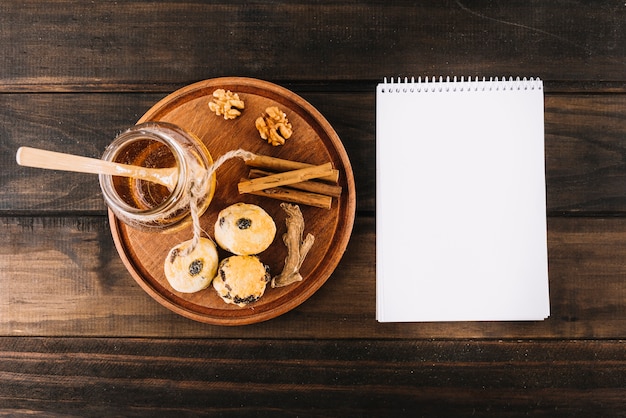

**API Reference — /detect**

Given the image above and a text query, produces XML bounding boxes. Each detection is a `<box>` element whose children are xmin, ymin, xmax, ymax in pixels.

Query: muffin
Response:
<box><xmin>214</xmin><ymin>203</ymin><xmax>276</xmax><ymax>255</ymax></box>
<box><xmin>164</xmin><ymin>237</ymin><xmax>219</xmax><ymax>293</ymax></box>
<box><xmin>212</xmin><ymin>255</ymin><xmax>271</xmax><ymax>307</ymax></box>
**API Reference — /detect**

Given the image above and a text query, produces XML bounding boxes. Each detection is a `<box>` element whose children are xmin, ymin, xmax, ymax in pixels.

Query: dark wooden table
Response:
<box><xmin>1</xmin><ymin>1</ymin><xmax>625</xmax><ymax>416</ymax></box>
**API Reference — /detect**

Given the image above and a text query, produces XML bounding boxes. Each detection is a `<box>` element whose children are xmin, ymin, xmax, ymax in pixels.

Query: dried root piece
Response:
<box><xmin>255</xmin><ymin>106</ymin><xmax>293</xmax><ymax>146</ymax></box>
<box><xmin>208</xmin><ymin>89</ymin><xmax>245</xmax><ymax>119</ymax></box>
<box><xmin>271</xmin><ymin>203</ymin><xmax>315</xmax><ymax>288</ymax></box>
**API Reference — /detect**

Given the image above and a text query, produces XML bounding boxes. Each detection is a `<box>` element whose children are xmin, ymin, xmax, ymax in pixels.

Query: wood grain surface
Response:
<box><xmin>1</xmin><ymin>337</ymin><xmax>624</xmax><ymax>417</ymax></box>
<box><xmin>1</xmin><ymin>0</ymin><xmax>625</xmax><ymax>415</ymax></box>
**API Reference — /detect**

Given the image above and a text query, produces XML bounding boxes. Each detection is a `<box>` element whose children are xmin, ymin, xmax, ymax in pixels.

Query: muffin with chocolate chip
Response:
<box><xmin>214</xmin><ymin>203</ymin><xmax>276</xmax><ymax>255</ymax></box>
<box><xmin>212</xmin><ymin>255</ymin><xmax>271</xmax><ymax>307</ymax></box>
<box><xmin>164</xmin><ymin>237</ymin><xmax>219</xmax><ymax>293</ymax></box>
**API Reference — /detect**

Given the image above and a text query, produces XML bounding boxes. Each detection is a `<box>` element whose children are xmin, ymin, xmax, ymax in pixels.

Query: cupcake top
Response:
<box><xmin>214</xmin><ymin>202</ymin><xmax>276</xmax><ymax>255</ymax></box>
<box><xmin>212</xmin><ymin>255</ymin><xmax>271</xmax><ymax>307</ymax></box>
<box><xmin>163</xmin><ymin>237</ymin><xmax>219</xmax><ymax>293</ymax></box>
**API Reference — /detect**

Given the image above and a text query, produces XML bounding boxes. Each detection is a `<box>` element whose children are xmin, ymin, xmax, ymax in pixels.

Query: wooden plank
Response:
<box><xmin>1</xmin><ymin>1</ymin><xmax>625</xmax><ymax>91</ymax></box>
<box><xmin>3</xmin><ymin>92</ymin><xmax>626</xmax><ymax>215</ymax></box>
<box><xmin>0</xmin><ymin>91</ymin><xmax>374</xmax><ymax>213</ymax></box>
<box><xmin>545</xmin><ymin>94</ymin><xmax>626</xmax><ymax>213</ymax></box>
<box><xmin>0</xmin><ymin>337</ymin><xmax>624</xmax><ymax>416</ymax></box>
<box><xmin>2</xmin><ymin>215</ymin><xmax>626</xmax><ymax>339</ymax></box>
<box><xmin>0</xmin><ymin>93</ymin><xmax>159</xmax><ymax>213</ymax></box>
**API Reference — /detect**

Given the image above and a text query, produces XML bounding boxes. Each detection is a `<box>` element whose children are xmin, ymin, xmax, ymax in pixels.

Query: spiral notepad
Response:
<box><xmin>376</xmin><ymin>77</ymin><xmax>550</xmax><ymax>322</ymax></box>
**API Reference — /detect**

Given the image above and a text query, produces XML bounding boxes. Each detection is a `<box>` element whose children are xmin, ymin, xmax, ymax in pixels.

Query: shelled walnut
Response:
<box><xmin>208</xmin><ymin>89</ymin><xmax>245</xmax><ymax>119</ymax></box>
<box><xmin>255</xmin><ymin>106</ymin><xmax>293</xmax><ymax>146</ymax></box>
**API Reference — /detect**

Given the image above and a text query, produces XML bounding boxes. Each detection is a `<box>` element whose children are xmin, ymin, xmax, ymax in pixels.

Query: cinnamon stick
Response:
<box><xmin>246</xmin><ymin>154</ymin><xmax>339</xmax><ymax>183</ymax></box>
<box><xmin>238</xmin><ymin>163</ymin><xmax>335</xmax><ymax>194</ymax></box>
<box><xmin>243</xmin><ymin>184</ymin><xmax>333</xmax><ymax>209</ymax></box>
<box><xmin>248</xmin><ymin>168</ymin><xmax>342</xmax><ymax>198</ymax></box>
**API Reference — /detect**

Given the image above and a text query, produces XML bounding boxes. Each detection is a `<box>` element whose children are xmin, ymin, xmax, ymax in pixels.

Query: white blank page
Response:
<box><xmin>376</xmin><ymin>78</ymin><xmax>550</xmax><ymax>322</ymax></box>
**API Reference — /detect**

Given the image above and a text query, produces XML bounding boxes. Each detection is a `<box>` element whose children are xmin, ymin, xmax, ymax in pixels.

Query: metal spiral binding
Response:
<box><xmin>379</xmin><ymin>76</ymin><xmax>542</xmax><ymax>93</ymax></box>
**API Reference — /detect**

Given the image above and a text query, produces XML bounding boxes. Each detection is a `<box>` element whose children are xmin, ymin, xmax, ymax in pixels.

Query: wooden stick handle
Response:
<box><xmin>15</xmin><ymin>146</ymin><xmax>178</xmax><ymax>188</ymax></box>
<box><xmin>17</xmin><ymin>146</ymin><xmax>124</xmax><ymax>176</ymax></box>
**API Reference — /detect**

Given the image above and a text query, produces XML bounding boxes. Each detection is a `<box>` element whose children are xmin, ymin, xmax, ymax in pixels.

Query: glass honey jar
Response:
<box><xmin>99</xmin><ymin>122</ymin><xmax>215</xmax><ymax>231</ymax></box>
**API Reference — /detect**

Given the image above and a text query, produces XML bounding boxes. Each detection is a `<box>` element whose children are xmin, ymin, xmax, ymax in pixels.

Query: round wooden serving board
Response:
<box><xmin>108</xmin><ymin>77</ymin><xmax>356</xmax><ymax>325</ymax></box>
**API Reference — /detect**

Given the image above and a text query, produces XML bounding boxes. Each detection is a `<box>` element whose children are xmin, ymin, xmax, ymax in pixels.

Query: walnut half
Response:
<box><xmin>255</xmin><ymin>106</ymin><xmax>293</xmax><ymax>146</ymax></box>
<box><xmin>208</xmin><ymin>89</ymin><xmax>245</xmax><ymax>120</ymax></box>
